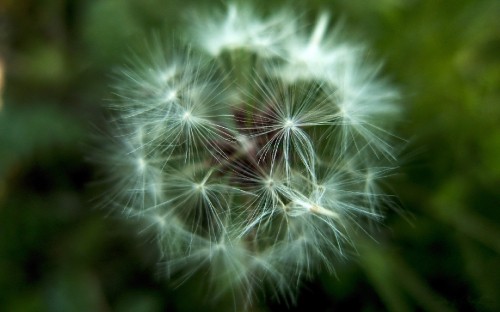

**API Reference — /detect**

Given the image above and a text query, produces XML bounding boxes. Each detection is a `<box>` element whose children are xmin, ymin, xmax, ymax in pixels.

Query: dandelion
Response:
<box><xmin>99</xmin><ymin>2</ymin><xmax>402</xmax><ymax>308</ymax></box>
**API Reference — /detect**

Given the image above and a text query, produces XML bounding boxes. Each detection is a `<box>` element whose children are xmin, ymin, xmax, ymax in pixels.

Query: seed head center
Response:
<box><xmin>284</xmin><ymin>118</ymin><xmax>296</xmax><ymax>129</ymax></box>
<box><xmin>182</xmin><ymin>111</ymin><xmax>192</xmax><ymax>120</ymax></box>
<box><xmin>137</xmin><ymin>157</ymin><xmax>146</xmax><ymax>172</ymax></box>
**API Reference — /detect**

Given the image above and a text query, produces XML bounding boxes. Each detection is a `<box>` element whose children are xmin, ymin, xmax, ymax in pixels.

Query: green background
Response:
<box><xmin>0</xmin><ymin>0</ymin><xmax>499</xmax><ymax>311</ymax></box>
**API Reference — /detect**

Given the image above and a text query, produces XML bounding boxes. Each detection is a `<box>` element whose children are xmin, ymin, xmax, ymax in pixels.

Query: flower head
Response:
<box><xmin>100</xmin><ymin>2</ymin><xmax>402</xmax><ymax>308</ymax></box>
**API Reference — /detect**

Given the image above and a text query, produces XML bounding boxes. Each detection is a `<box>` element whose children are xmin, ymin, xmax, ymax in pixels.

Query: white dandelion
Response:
<box><xmin>99</xmin><ymin>2</ymin><xmax>403</xmax><ymax>308</ymax></box>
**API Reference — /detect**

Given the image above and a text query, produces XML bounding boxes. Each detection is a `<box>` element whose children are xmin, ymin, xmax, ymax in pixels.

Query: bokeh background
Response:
<box><xmin>0</xmin><ymin>0</ymin><xmax>499</xmax><ymax>311</ymax></box>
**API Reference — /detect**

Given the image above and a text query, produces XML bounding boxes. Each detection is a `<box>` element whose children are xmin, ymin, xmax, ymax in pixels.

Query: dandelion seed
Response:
<box><xmin>270</xmin><ymin>13</ymin><xmax>358</xmax><ymax>83</ymax></box>
<box><xmin>189</xmin><ymin>3</ymin><xmax>294</xmax><ymax>57</ymax></box>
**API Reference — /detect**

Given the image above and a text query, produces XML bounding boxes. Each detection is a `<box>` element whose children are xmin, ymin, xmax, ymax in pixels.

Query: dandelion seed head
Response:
<box><xmin>99</xmin><ymin>2</ymin><xmax>403</xmax><ymax>308</ymax></box>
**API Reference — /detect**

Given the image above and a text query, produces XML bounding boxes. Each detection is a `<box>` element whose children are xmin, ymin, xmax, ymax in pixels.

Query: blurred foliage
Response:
<box><xmin>0</xmin><ymin>0</ymin><xmax>499</xmax><ymax>311</ymax></box>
